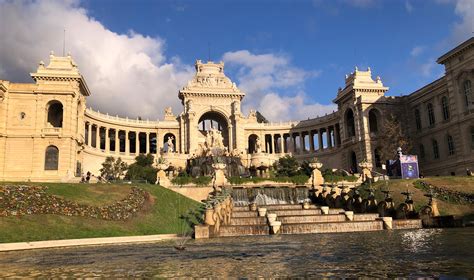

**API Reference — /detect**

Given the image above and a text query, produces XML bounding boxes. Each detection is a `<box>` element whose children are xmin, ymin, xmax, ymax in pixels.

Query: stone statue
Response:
<box><xmin>166</xmin><ymin>136</ymin><xmax>174</xmax><ymax>153</ymax></box>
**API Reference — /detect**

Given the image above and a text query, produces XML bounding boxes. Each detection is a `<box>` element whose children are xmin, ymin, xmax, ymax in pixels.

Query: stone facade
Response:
<box><xmin>0</xmin><ymin>38</ymin><xmax>473</xmax><ymax>182</ymax></box>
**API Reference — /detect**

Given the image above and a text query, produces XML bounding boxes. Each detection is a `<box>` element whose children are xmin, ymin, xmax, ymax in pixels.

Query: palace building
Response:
<box><xmin>0</xmin><ymin>37</ymin><xmax>472</xmax><ymax>182</ymax></box>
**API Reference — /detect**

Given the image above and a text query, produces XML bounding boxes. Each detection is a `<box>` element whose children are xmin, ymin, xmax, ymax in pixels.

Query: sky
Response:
<box><xmin>0</xmin><ymin>0</ymin><xmax>473</xmax><ymax>121</ymax></box>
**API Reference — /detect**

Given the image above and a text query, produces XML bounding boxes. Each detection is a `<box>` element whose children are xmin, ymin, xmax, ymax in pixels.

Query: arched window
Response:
<box><xmin>345</xmin><ymin>109</ymin><xmax>355</xmax><ymax>138</ymax></box>
<box><xmin>368</xmin><ymin>109</ymin><xmax>378</xmax><ymax>133</ymax></box>
<box><xmin>419</xmin><ymin>144</ymin><xmax>425</xmax><ymax>159</ymax></box>
<box><xmin>47</xmin><ymin>101</ymin><xmax>63</xmax><ymax>128</ymax></box>
<box><xmin>45</xmin><ymin>145</ymin><xmax>59</xmax><ymax>170</ymax></box>
<box><xmin>441</xmin><ymin>96</ymin><xmax>450</xmax><ymax>121</ymax></box>
<box><xmin>432</xmin><ymin>139</ymin><xmax>439</xmax><ymax>159</ymax></box>
<box><xmin>463</xmin><ymin>80</ymin><xmax>471</xmax><ymax>108</ymax></box>
<box><xmin>350</xmin><ymin>151</ymin><xmax>357</xmax><ymax>173</ymax></box>
<box><xmin>427</xmin><ymin>103</ymin><xmax>435</xmax><ymax>127</ymax></box>
<box><xmin>447</xmin><ymin>134</ymin><xmax>455</xmax><ymax>155</ymax></box>
<box><xmin>414</xmin><ymin>109</ymin><xmax>422</xmax><ymax>131</ymax></box>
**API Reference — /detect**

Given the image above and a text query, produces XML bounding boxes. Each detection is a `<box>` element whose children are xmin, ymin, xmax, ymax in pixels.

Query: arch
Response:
<box><xmin>163</xmin><ymin>133</ymin><xmax>176</xmax><ymax>153</ymax></box>
<box><xmin>45</xmin><ymin>145</ymin><xmax>59</xmax><ymax>170</ymax></box>
<box><xmin>441</xmin><ymin>96</ymin><xmax>450</xmax><ymax>120</ymax></box>
<box><xmin>368</xmin><ymin>109</ymin><xmax>379</xmax><ymax>133</ymax></box>
<box><xmin>350</xmin><ymin>151</ymin><xmax>357</xmax><ymax>173</ymax></box>
<box><xmin>463</xmin><ymin>80</ymin><xmax>471</xmax><ymax>107</ymax></box>
<box><xmin>198</xmin><ymin>111</ymin><xmax>229</xmax><ymax>148</ymax></box>
<box><xmin>46</xmin><ymin>100</ymin><xmax>63</xmax><ymax>128</ymax></box>
<box><xmin>345</xmin><ymin>108</ymin><xmax>355</xmax><ymax>138</ymax></box>
<box><xmin>248</xmin><ymin>134</ymin><xmax>258</xmax><ymax>154</ymax></box>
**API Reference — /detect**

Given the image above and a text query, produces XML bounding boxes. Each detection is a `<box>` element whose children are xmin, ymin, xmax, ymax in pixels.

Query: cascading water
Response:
<box><xmin>231</xmin><ymin>187</ymin><xmax>309</xmax><ymax>206</ymax></box>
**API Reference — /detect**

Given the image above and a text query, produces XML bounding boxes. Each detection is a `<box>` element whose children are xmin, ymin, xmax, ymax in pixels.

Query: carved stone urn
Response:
<box><xmin>212</xmin><ymin>162</ymin><xmax>228</xmax><ymax>187</ymax></box>
<box><xmin>308</xmin><ymin>160</ymin><xmax>324</xmax><ymax>186</ymax></box>
<box><xmin>155</xmin><ymin>163</ymin><xmax>171</xmax><ymax>187</ymax></box>
<box><xmin>204</xmin><ymin>207</ymin><xmax>215</xmax><ymax>226</ymax></box>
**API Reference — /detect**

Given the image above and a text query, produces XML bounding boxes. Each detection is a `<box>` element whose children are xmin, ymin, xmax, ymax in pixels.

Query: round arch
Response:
<box><xmin>368</xmin><ymin>108</ymin><xmax>381</xmax><ymax>134</ymax></box>
<box><xmin>163</xmin><ymin>132</ymin><xmax>176</xmax><ymax>153</ymax></box>
<box><xmin>248</xmin><ymin>134</ymin><xmax>258</xmax><ymax>154</ymax></box>
<box><xmin>198</xmin><ymin>110</ymin><xmax>230</xmax><ymax>148</ymax></box>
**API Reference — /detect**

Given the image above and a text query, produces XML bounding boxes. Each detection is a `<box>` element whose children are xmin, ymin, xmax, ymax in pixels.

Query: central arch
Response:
<box><xmin>198</xmin><ymin>111</ymin><xmax>230</xmax><ymax>148</ymax></box>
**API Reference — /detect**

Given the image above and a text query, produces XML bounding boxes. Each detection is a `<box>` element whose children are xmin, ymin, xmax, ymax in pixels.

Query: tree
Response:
<box><xmin>274</xmin><ymin>155</ymin><xmax>301</xmax><ymax>177</ymax></box>
<box><xmin>376</xmin><ymin>113</ymin><xmax>412</xmax><ymax>163</ymax></box>
<box><xmin>99</xmin><ymin>156</ymin><xmax>128</xmax><ymax>181</ymax></box>
<box><xmin>125</xmin><ymin>154</ymin><xmax>157</xmax><ymax>183</ymax></box>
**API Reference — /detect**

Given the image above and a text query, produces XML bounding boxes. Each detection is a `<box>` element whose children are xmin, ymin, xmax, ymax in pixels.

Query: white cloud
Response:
<box><xmin>452</xmin><ymin>0</ymin><xmax>474</xmax><ymax>44</ymax></box>
<box><xmin>0</xmin><ymin>0</ymin><xmax>194</xmax><ymax>120</ymax></box>
<box><xmin>405</xmin><ymin>0</ymin><xmax>413</xmax><ymax>13</ymax></box>
<box><xmin>410</xmin><ymin>46</ymin><xmax>425</xmax><ymax>57</ymax></box>
<box><xmin>222</xmin><ymin>50</ymin><xmax>334</xmax><ymax>121</ymax></box>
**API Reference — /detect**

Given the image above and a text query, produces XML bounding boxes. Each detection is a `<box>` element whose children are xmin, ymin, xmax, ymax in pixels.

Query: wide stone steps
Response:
<box><xmin>230</xmin><ymin>217</ymin><xmax>267</xmax><ymax>226</ymax></box>
<box><xmin>280</xmin><ymin>220</ymin><xmax>384</xmax><ymax>234</ymax></box>
<box><xmin>218</xmin><ymin>225</ymin><xmax>270</xmax><ymax>237</ymax></box>
<box><xmin>278</xmin><ymin>214</ymin><xmax>346</xmax><ymax>224</ymax></box>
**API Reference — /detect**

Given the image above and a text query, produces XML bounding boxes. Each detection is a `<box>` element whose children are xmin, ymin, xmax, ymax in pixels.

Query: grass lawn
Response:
<box><xmin>367</xmin><ymin>176</ymin><xmax>474</xmax><ymax>218</ymax></box>
<box><xmin>0</xmin><ymin>183</ymin><xmax>201</xmax><ymax>243</ymax></box>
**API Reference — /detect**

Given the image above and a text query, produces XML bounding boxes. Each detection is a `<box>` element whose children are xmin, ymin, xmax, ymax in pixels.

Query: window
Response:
<box><xmin>447</xmin><ymin>135</ymin><xmax>455</xmax><ymax>155</ymax></box>
<box><xmin>432</xmin><ymin>139</ymin><xmax>439</xmax><ymax>159</ymax></box>
<box><xmin>47</xmin><ymin>101</ymin><xmax>63</xmax><ymax>128</ymax></box>
<box><xmin>44</xmin><ymin>145</ymin><xmax>59</xmax><ymax>170</ymax></box>
<box><xmin>441</xmin><ymin>96</ymin><xmax>450</xmax><ymax>121</ymax></box>
<box><xmin>345</xmin><ymin>109</ymin><xmax>355</xmax><ymax>138</ymax></box>
<box><xmin>419</xmin><ymin>144</ymin><xmax>425</xmax><ymax>159</ymax></box>
<box><xmin>463</xmin><ymin>80</ymin><xmax>471</xmax><ymax>108</ymax></box>
<box><xmin>374</xmin><ymin>149</ymin><xmax>382</xmax><ymax>167</ymax></box>
<box><xmin>415</xmin><ymin>109</ymin><xmax>421</xmax><ymax>131</ymax></box>
<box><xmin>427</xmin><ymin>103</ymin><xmax>435</xmax><ymax>127</ymax></box>
<box><xmin>369</xmin><ymin>109</ymin><xmax>378</xmax><ymax>133</ymax></box>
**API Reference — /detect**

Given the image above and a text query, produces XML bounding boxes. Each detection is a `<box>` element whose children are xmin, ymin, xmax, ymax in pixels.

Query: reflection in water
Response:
<box><xmin>0</xmin><ymin>228</ymin><xmax>473</xmax><ymax>278</ymax></box>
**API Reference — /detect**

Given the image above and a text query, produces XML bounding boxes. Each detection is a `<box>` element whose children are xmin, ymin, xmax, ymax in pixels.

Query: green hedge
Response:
<box><xmin>171</xmin><ymin>176</ymin><xmax>212</xmax><ymax>186</ymax></box>
<box><xmin>228</xmin><ymin>175</ymin><xmax>309</xmax><ymax>185</ymax></box>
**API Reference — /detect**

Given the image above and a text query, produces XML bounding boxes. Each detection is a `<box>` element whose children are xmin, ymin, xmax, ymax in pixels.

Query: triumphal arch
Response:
<box><xmin>0</xmin><ymin>37</ymin><xmax>473</xmax><ymax>181</ymax></box>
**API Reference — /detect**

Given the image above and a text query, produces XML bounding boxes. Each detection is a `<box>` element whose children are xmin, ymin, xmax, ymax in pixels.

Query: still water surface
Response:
<box><xmin>0</xmin><ymin>228</ymin><xmax>473</xmax><ymax>278</ymax></box>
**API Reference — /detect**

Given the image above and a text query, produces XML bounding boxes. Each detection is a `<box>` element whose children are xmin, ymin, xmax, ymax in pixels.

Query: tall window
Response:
<box><xmin>415</xmin><ymin>109</ymin><xmax>422</xmax><ymax>131</ymax></box>
<box><xmin>441</xmin><ymin>96</ymin><xmax>450</xmax><ymax>121</ymax></box>
<box><xmin>463</xmin><ymin>80</ymin><xmax>471</xmax><ymax>108</ymax></box>
<box><xmin>447</xmin><ymin>134</ymin><xmax>455</xmax><ymax>155</ymax></box>
<box><xmin>345</xmin><ymin>109</ymin><xmax>355</xmax><ymax>138</ymax></box>
<box><xmin>432</xmin><ymin>139</ymin><xmax>439</xmax><ymax>159</ymax></box>
<box><xmin>368</xmin><ymin>109</ymin><xmax>378</xmax><ymax>133</ymax></box>
<box><xmin>47</xmin><ymin>101</ymin><xmax>63</xmax><ymax>128</ymax></box>
<box><xmin>45</xmin><ymin>145</ymin><xmax>59</xmax><ymax>170</ymax></box>
<box><xmin>427</xmin><ymin>103</ymin><xmax>435</xmax><ymax>127</ymax></box>
<box><xmin>419</xmin><ymin>144</ymin><xmax>425</xmax><ymax>159</ymax></box>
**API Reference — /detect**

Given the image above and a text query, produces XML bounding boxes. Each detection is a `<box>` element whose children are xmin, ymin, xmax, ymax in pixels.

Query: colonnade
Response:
<box><xmin>259</xmin><ymin>124</ymin><xmax>342</xmax><ymax>155</ymax></box>
<box><xmin>84</xmin><ymin>122</ymin><xmax>175</xmax><ymax>156</ymax></box>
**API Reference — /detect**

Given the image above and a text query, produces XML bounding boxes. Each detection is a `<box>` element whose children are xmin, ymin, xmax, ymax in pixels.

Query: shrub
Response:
<box><xmin>274</xmin><ymin>155</ymin><xmax>302</xmax><ymax>177</ymax></box>
<box><xmin>125</xmin><ymin>154</ymin><xmax>157</xmax><ymax>184</ymax></box>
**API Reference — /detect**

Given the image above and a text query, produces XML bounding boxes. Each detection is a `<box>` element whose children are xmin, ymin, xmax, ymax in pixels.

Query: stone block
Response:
<box><xmin>194</xmin><ymin>225</ymin><xmax>210</xmax><ymax>239</ymax></box>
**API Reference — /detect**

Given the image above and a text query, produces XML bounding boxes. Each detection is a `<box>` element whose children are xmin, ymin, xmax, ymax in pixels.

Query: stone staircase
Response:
<box><xmin>209</xmin><ymin>203</ymin><xmax>420</xmax><ymax>238</ymax></box>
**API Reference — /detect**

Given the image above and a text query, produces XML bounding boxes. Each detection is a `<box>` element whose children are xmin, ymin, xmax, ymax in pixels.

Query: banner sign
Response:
<box><xmin>399</xmin><ymin>155</ymin><xmax>419</xmax><ymax>179</ymax></box>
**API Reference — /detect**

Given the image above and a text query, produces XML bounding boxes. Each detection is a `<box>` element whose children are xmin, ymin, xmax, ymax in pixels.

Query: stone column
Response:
<box><xmin>115</xmin><ymin>130</ymin><xmax>119</xmax><ymax>154</ymax></box>
<box><xmin>319</xmin><ymin>130</ymin><xmax>323</xmax><ymax>150</ymax></box>
<box><xmin>327</xmin><ymin>127</ymin><xmax>332</xmax><ymax>148</ymax></box>
<box><xmin>87</xmin><ymin>123</ymin><xmax>92</xmax><ymax>146</ymax></box>
<box><xmin>299</xmin><ymin>132</ymin><xmax>305</xmax><ymax>153</ymax></box>
<box><xmin>105</xmin><ymin>128</ymin><xmax>110</xmax><ymax>153</ymax></box>
<box><xmin>125</xmin><ymin>130</ymin><xmax>130</xmax><ymax>156</ymax></box>
<box><xmin>269</xmin><ymin>134</ymin><xmax>273</xmax><ymax>154</ymax></box>
<box><xmin>146</xmin><ymin>132</ymin><xmax>150</xmax><ymax>154</ymax></box>
<box><xmin>280</xmin><ymin>134</ymin><xmax>284</xmax><ymax>154</ymax></box>
<box><xmin>135</xmin><ymin>132</ymin><xmax>140</xmax><ymax>155</ymax></box>
<box><xmin>96</xmin><ymin>126</ymin><xmax>100</xmax><ymax>149</ymax></box>
<box><xmin>309</xmin><ymin>131</ymin><xmax>315</xmax><ymax>152</ymax></box>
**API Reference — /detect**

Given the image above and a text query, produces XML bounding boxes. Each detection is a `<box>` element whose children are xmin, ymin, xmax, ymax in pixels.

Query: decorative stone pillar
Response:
<box><xmin>327</xmin><ymin>127</ymin><xmax>332</xmax><ymax>148</ymax></box>
<box><xmin>95</xmin><ymin>125</ymin><xmax>100</xmax><ymax>149</ymax></box>
<box><xmin>135</xmin><ymin>132</ymin><xmax>140</xmax><ymax>155</ymax></box>
<box><xmin>87</xmin><ymin>123</ymin><xmax>92</xmax><ymax>146</ymax></box>
<box><xmin>115</xmin><ymin>130</ymin><xmax>119</xmax><ymax>154</ymax></box>
<box><xmin>125</xmin><ymin>131</ymin><xmax>130</xmax><ymax>156</ymax></box>
<box><xmin>105</xmin><ymin>128</ymin><xmax>110</xmax><ymax>152</ymax></box>
<box><xmin>309</xmin><ymin>132</ymin><xmax>315</xmax><ymax>152</ymax></box>
<box><xmin>269</xmin><ymin>134</ymin><xmax>273</xmax><ymax>154</ymax></box>
<box><xmin>146</xmin><ymin>132</ymin><xmax>150</xmax><ymax>154</ymax></box>
<box><xmin>228</xmin><ymin>124</ymin><xmax>233</xmax><ymax>151</ymax></box>
<box><xmin>280</xmin><ymin>134</ymin><xmax>284</xmax><ymax>154</ymax></box>
<box><xmin>318</xmin><ymin>130</ymin><xmax>323</xmax><ymax>150</ymax></box>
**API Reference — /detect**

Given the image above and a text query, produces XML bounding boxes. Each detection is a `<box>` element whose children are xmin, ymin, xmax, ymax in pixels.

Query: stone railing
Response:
<box><xmin>85</xmin><ymin>108</ymin><xmax>163</xmax><ymax>125</ymax></box>
<box><xmin>0</xmin><ymin>185</ymin><xmax>149</xmax><ymax>220</ymax></box>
